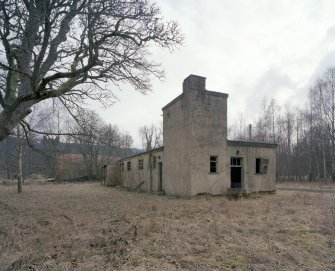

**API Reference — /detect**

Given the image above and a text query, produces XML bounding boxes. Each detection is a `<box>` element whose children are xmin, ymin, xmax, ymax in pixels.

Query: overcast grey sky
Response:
<box><xmin>95</xmin><ymin>0</ymin><xmax>335</xmax><ymax>148</ymax></box>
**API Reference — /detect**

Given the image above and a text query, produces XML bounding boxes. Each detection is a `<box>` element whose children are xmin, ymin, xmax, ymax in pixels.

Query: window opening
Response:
<box><xmin>231</xmin><ymin>157</ymin><xmax>243</xmax><ymax>188</ymax></box>
<box><xmin>231</xmin><ymin>157</ymin><xmax>241</xmax><ymax>166</ymax></box>
<box><xmin>256</xmin><ymin>158</ymin><xmax>260</xmax><ymax>173</ymax></box>
<box><xmin>153</xmin><ymin>156</ymin><xmax>157</xmax><ymax>169</ymax></box>
<box><xmin>256</xmin><ymin>158</ymin><xmax>269</xmax><ymax>174</ymax></box>
<box><xmin>138</xmin><ymin>158</ymin><xmax>144</xmax><ymax>170</ymax></box>
<box><xmin>210</xmin><ymin>156</ymin><xmax>218</xmax><ymax>173</ymax></box>
<box><xmin>127</xmin><ymin>161</ymin><xmax>131</xmax><ymax>171</ymax></box>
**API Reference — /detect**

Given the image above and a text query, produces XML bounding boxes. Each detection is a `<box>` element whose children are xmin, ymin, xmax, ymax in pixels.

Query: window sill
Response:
<box><xmin>209</xmin><ymin>172</ymin><xmax>219</xmax><ymax>175</ymax></box>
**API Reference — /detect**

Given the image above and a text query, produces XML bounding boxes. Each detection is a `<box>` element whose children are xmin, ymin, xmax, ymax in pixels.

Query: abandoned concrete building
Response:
<box><xmin>105</xmin><ymin>75</ymin><xmax>277</xmax><ymax>196</ymax></box>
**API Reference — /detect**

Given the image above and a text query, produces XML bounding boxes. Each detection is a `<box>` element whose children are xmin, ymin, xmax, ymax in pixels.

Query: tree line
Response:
<box><xmin>229</xmin><ymin>67</ymin><xmax>335</xmax><ymax>182</ymax></box>
<box><xmin>0</xmin><ymin>0</ymin><xmax>181</xmax><ymax>192</ymax></box>
<box><xmin>0</xmin><ymin>98</ymin><xmax>163</xmax><ymax>187</ymax></box>
<box><xmin>0</xmin><ymin>106</ymin><xmax>132</xmax><ymax>181</ymax></box>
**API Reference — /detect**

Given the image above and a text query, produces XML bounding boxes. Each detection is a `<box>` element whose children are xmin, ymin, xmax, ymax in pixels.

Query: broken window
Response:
<box><xmin>256</xmin><ymin>158</ymin><xmax>269</xmax><ymax>174</ymax></box>
<box><xmin>127</xmin><ymin>161</ymin><xmax>131</xmax><ymax>171</ymax></box>
<box><xmin>210</xmin><ymin>156</ymin><xmax>218</xmax><ymax>173</ymax></box>
<box><xmin>138</xmin><ymin>158</ymin><xmax>144</xmax><ymax>170</ymax></box>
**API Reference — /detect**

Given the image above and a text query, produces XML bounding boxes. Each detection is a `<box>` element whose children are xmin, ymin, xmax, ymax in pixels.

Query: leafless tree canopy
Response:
<box><xmin>0</xmin><ymin>0</ymin><xmax>183</xmax><ymax>141</ymax></box>
<box><xmin>139</xmin><ymin>123</ymin><xmax>162</xmax><ymax>151</ymax></box>
<box><xmin>229</xmin><ymin>67</ymin><xmax>335</xmax><ymax>182</ymax></box>
<box><xmin>70</xmin><ymin>109</ymin><xmax>134</xmax><ymax>179</ymax></box>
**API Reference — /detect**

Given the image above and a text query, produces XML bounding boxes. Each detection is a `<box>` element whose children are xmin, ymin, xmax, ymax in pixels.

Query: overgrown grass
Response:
<box><xmin>0</xmin><ymin>182</ymin><xmax>335</xmax><ymax>270</ymax></box>
<box><xmin>277</xmin><ymin>180</ymin><xmax>335</xmax><ymax>190</ymax></box>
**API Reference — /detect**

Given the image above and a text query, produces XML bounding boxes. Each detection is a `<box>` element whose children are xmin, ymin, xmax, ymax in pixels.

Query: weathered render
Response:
<box><xmin>227</xmin><ymin>140</ymin><xmax>277</xmax><ymax>194</ymax></box>
<box><xmin>162</xmin><ymin>75</ymin><xmax>230</xmax><ymax>196</ymax></box>
<box><xmin>105</xmin><ymin>75</ymin><xmax>277</xmax><ymax>196</ymax></box>
<box><xmin>105</xmin><ymin>148</ymin><xmax>163</xmax><ymax>192</ymax></box>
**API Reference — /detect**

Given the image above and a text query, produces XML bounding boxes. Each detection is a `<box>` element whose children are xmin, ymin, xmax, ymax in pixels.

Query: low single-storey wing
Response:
<box><xmin>105</xmin><ymin>75</ymin><xmax>277</xmax><ymax>196</ymax></box>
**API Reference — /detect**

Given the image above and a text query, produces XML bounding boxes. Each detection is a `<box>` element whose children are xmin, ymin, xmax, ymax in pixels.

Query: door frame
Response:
<box><xmin>230</xmin><ymin>157</ymin><xmax>244</xmax><ymax>189</ymax></box>
<box><xmin>158</xmin><ymin>162</ymin><xmax>163</xmax><ymax>192</ymax></box>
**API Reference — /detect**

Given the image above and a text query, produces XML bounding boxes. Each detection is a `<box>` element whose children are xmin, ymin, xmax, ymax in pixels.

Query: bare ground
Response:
<box><xmin>0</xmin><ymin>182</ymin><xmax>335</xmax><ymax>271</ymax></box>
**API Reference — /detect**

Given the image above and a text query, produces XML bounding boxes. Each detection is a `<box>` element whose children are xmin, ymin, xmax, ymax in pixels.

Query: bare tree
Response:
<box><xmin>14</xmin><ymin>107</ymin><xmax>47</xmax><ymax>193</ymax></box>
<box><xmin>253</xmin><ymin>98</ymin><xmax>280</xmax><ymax>143</ymax></box>
<box><xmin>0</xmin><ymin>137</ymin><xmax>15</xmax><ymax>180</ymax></box>
<box><xmin>228</xmin><ymin>67</ymin><xmax>335</xmax><ymax>182</ymax></box>
<box><xmin>310</xmin><ymin>68</ymin><xmax>335</xmax><ymax>181</ymax></box>
<box><xmin>139</xmin><ymin>123</ymin><xmax>162</xmax><ymax>151</ymax></box>
<box><xmin>120</xmin><ymin>131</ymin><xmax>134</xmax><ymax>156</ymax></box>
<box><xmin>71</xmin><ymin>110</ymin><xmax>105</xmax><ymax>179</ymax></box>
<box><xmin>228</xmin><ymin>113</ymin><xmax>249</xmax><ymax>141</ymax></box>
<box><xmin>15</xmin><ymin>126</ymin><xmax>23</xmax><ymax>192</ymax></box>
<box><xmin>101</xmin><ymin>124</ymin><xmax>121</xmax><ymax>156</ymax></box>
<box><xmin>70</xmin><ymin>109</ymin><xmax>128</xmax><ymax>180</ymax></box>
<box><xmin>0</xmin><ymin>0</ymin><xmax>183</xmax><ymax>142</ymax></box>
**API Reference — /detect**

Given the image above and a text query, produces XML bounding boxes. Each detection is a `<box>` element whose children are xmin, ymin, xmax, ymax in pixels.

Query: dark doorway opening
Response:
<box><xmin>158</xmin><ymin>162</ymin><xmax>163</xmax><ymax>192</ymax></box>
<box><xmin>230</xmin><ymin>157</ymin><xmax>242</xmax><ymax>188</ymax></box>
<box><xmin>231</xmin><ymin>167</ymin><xmax>242</xmax><ymax>188</ymax></box>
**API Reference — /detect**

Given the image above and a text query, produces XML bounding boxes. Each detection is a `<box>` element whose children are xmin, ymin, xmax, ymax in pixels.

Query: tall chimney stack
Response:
<box><xmin>183</xmin><ymin>74</ymin><xmax>206</xmax><ymax>93</ymax></box>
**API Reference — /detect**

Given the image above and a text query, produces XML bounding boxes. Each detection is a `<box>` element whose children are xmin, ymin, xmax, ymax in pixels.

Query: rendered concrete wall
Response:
<box><xmin>228</xmin><ymin>143</ymin><xmax>276</xmax><ymax>193</ymax></box>
<box><xmin>163</xmin><ymin>75</ymin><xmax>230</xmax><ymax>196</ymax></box>
<box><xmin>162</xmin><ymin>95</ymin><xmax>191</xmax><ymax>196</ymax></box>
<box><xmin>119</xmin><ymin>149</ymin><xmax>163</xmax><ymax>192</ymax></box>
<box><xmin>106</xmin><ymin>74</ymin><xmax>277</xmax><ymax>197</ymax></box>
<box><xmin>188</xmin><ymin>85</ymin><xmax>230</xmax><ymax>196</ymax></box>
<box><xmin>105</xmin><ymin>163</ymin><xmax>120</xmax><ymax>186</ymax></box>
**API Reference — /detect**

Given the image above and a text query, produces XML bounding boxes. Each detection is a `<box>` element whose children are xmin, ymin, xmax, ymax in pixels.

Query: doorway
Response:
<box><xmin>231</xmin><ymin>157</ymin><xmax>243</xmax><ymax>188</ymax></box>
<box><xmin>158</xmin><ymin>162</ymin><xmax>163</xmax><ymax>192</ymax></box>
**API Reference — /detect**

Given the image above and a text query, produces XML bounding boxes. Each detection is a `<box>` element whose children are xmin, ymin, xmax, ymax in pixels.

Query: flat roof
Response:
<box><xmin>119</xmin><ymin>146</ymin><xmax>164</xmax><ymax>162</ymax></box>
<box><xmin>206</xmin><ymin>90</ymin><xmax>228</xmax><ymax>98</ymax></box>
<box><xmin>227</xmin><ymin>140</ymin><xmax>278</xmax><ymax>148</ymax></box>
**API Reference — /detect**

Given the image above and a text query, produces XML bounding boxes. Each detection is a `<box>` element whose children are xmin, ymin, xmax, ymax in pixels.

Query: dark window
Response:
<box><xmin>210</xmin><ymin>156</ymin><xmax>218</xmax><ymax>173</ymax></box>
<box><xmin>121</xmin><ymin>162</ymin><xmax>124</xmax><ymax>172</ymax></box>
<box><xmin>153</xmin><ymin>156</ymin><xmax>157</xmax><ymax>169</ymax></box>
<box><xmin>138</xmin><ymin>158</ymin><xmax>143</xmax><ymax>170</ymax></box>
<box><xmin>127</xmin><ymin>161</ymin><xmax>131</xmax><ymax>171</ymax></box>
<box><xmin>231</xmin><ymin>157</ymin><xmax>242</xmax><ymax>188</ymax></box>
<box><xmin>231</xmin><ymin>158</ymin><xmax>241</xmax><ymax>166</ymax></box>
<box><xmin>256</xmin><ymin>158</ymin><xmax>269</xmax><ymax>174</ymax></box>
<box><xmin>256</xmin><ymin>158</ymin><xmax>260</xmax><ymax>173</ymax></box>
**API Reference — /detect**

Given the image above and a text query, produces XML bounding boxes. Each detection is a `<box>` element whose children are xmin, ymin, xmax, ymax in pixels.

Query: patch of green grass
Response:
<box><xmin>220</xmin><ymin>254</ymin><xmax>248</xmax><ymax>270</ymax></box>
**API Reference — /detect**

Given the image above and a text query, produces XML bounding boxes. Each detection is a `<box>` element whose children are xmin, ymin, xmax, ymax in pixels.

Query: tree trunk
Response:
<box><xmin>17</xmin><ymin>149</ymin><xmax>23</xmax><ymax>193</ymax></box>
<box><xmin>0</xmin><ymin>102</ymin><xmax>33</xmax><ymax>142</ymax></box>
<box><xmin>6</xmin><ymin>166</ymin><xmax>11</xmax><ymax>179</ymax></box>
<box><xmin>322</xmin><ymin>138</ymin><xmax>327</xmax><ymax>180</ymax></box>
<box><xmin>16</xmin><ymin>126</ymin><xmax>23</xmax><ymax>193</ymax></box>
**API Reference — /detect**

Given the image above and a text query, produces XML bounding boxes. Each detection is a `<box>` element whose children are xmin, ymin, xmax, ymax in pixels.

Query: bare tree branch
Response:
<box><xmin>0</xmin><ymin>0</ymin><xmax>183</xmax><ymax>142</ymax></box>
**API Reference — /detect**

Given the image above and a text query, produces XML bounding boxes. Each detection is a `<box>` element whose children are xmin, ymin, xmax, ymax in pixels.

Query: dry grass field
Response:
<box><xmin>277</xmin><ymin>181</ymin><xmax>335</xmax><ymax>190</ymax></box>
<box><xmin>0</xmin><ymin>182</ymin><xmax>335</xmax><ymax>271</ymax></box>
